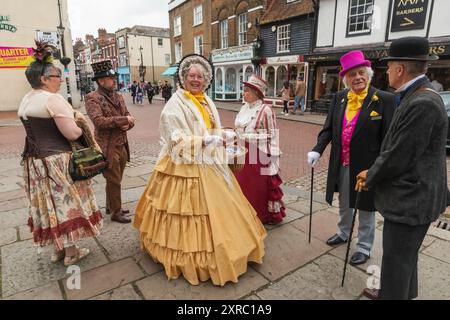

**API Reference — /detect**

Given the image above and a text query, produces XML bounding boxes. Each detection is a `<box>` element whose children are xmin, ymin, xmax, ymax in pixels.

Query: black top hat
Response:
<box><xmin>91</xmin><ymin>60</ymin><xmax>117</xmax><ymax>80</ymax></box>
<box><xmin>381</xmin><ymin>37</ymin><xmax>439</xmax><ymax>62</ymax></box>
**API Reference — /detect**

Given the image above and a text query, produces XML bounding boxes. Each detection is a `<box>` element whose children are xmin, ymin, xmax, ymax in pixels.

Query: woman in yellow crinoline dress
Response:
<box><xmin>133</xmin><ymin>54</ymin><xmax>266</xmax><ymax>286</ymax></box>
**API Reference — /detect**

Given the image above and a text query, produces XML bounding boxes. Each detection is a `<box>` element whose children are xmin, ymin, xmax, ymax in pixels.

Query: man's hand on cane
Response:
<box><xmin>356</xmin><ymin>170</ymin><xmax>370</xmax><ymax>192</ymax></box>
<box><xmin>307</xmin><ymin>151</ymin><xmax>321</xmax><ymax>168</ymax></box>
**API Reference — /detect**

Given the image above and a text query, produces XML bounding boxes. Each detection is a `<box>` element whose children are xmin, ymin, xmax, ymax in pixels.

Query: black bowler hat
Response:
<box><xmin>91</xmin><ymin>60</ymin><xmax>117</xmax><ymax>80</ymax></box>
<box><xmin>381</xmin><ymin>37</ymin><xmax>439</xmax><ymax>61</ymax></box>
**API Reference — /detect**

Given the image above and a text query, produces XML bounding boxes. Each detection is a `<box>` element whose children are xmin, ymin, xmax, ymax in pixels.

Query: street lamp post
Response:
<box><xmin>138</xmin><ymin>45</ymin><xmax>146</xmax><ymax>82</ymax></box>
<box><xmin>248</xmin><ymin>21</ymin><xmax>263</xmax><ymax>76</ymax></box>
<box><xmin>57</xmin><ymin>0</ymin><xmax>72</xmax><ymax>105</ymax></box>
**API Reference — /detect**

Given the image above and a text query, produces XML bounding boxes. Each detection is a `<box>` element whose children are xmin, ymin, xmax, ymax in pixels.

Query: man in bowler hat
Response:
<box><xmin>85</xmin><ymin>60</ymin><xmax>135</xmax><ymax>224</ymax></box>
<box><xmin>357</xmin><ymin>37</ymin><xmax>449</xmax><ymax>300</ymax></box>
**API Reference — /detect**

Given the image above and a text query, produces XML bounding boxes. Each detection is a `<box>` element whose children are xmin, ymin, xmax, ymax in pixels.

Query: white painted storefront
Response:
<box><xmin>0</xmin><ymin>0</ymin><xmax>79</xmax><ymax>111</ymax></box>
<box><xmin>212</xmin><ymin>44</ymin><xmax>255</xmax><ymax>101</ymax></box>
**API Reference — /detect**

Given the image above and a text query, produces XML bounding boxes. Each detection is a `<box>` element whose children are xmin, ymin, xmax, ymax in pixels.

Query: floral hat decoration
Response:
<box><xmin>32</xmin><ymin>40</ymin><xmax>56</xmax><ymax>65</ymax></box>
<box><xmin>177</xmin><ymin>54</ymin><xmax>214</xmax><ymax>91</ymax></box>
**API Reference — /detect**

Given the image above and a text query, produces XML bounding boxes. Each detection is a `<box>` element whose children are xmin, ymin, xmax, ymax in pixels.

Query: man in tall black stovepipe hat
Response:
<box><xmin>357</xmin><ymin>37</ymin><xmax>449</xmax><ymax>300</ymax></box>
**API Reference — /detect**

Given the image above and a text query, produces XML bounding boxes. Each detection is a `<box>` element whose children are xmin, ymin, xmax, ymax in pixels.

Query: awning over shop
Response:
<box><xmin>161</xmin><ymin>66</ymin><xmax>178</xmax><ymax>77</ymax></box>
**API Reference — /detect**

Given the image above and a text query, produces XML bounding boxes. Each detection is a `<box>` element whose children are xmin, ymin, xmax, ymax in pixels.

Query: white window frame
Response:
<box><xmin>220</xmin><ymin>19</ymin><xmax>229</xmax><ymax>49</ymax></box>
<box><xmin>118</xmin><ymin>36</ymin><xmax>125</xmax><ymax>49</ymax></box>
<box><xmin>277</xmin><ymin>24</ymin><xmax>291</xmax><ymax>53</ymax></box>
<box><xmin>165</xmin><ymin>54</ymin><xmax>171</xmax><ymax>66</ymax></box>
<box><xmin>347</xmin><ymin>0</ymin><xmax>374</xmax><ymax>35</ymax></box>
<box><xmin>158</xmin><ymin>38</ymin><xmax>163</xmax><ymax>46</ymax></box>
<box><xmin>174</xmin><ymin>16</ymin><xmax>182</xmax><ymax>36</ymax></box>
<box><xmin>175</xmin><ymin>42</ymin><xmax>183</xmax><ymax>62</ymax></box>
<box><xmin>194</xmin><ymin>35</ymin><xmax>203</xmax><ymax>55</ymax></box>
<box><xmin>119</xmin><ymin>53</ymin><xmax>127</xmax><ymax>67</ymax></box>
<box><xmin>238</xmin><ymin>13</ymin><xmax>248</xmax><ymax>46</ymax></box>
<box><xmin>193</xmin><ymin>5</ymin><xmax>203</xmax><ymax>26</ymax></box>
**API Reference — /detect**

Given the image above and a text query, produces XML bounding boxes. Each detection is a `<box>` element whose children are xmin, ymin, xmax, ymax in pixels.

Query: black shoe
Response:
<box><xmin>350</xmin><ymin>252</ymin><xmax>370</xmax><ymax>266</ymax></box>
<box><xmin>362</xmin><ymin>288</ymin><xmax>379</xmax><ymax>300</ymax></box>
<box><xmin>326</xmin><ymin>234</ymin><xmax>347</xmax><ymax>246</ymax></box>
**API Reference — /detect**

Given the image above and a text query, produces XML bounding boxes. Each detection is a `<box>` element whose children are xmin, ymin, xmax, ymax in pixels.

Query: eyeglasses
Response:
<box><xmin>47</xmin><ymin>75</ymin><xmax>62</xmax><ymax>79</ymax></box>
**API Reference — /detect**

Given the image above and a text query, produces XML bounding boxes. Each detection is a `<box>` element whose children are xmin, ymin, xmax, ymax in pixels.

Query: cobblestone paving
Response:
<box><xmin>285</xmin><ymin>168</ymin><xmax>329</xmax><ymax>193</ymax></box>
<box><xmin>1</xmin><ymin>97</ymin><xmax>449</xmax><ymax>300</ymax></box>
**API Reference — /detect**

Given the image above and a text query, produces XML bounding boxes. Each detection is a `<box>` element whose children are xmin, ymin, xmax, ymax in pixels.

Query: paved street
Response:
<box><xmin>0</xmin><ymin>93</ymin><xmax>449</xmax><ymax>300</ymax></box>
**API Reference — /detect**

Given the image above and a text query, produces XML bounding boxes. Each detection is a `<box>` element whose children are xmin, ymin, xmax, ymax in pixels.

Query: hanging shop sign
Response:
<box><xmin>0</xmin><ymin>15</ymin><xmax>17</xmax><ymax>33</ymax></box>
<box><xmin>266</xmin><ymin>55</ymin><xmax>303</xmax><ymax>65</ymax></box>
<box><xmin>36</xmin><ymin>31</ymin><xmax>60</xmax><ymax>49</ymax></box>
<box><xmin>0</xmin><ymin>46</ymin><xmax>34</xmax><ymax>69</ymax></box>
<box><xmin>391</xmin><ymin>0</ymin><xmax>429</xmax><ymax>32</ymax></box>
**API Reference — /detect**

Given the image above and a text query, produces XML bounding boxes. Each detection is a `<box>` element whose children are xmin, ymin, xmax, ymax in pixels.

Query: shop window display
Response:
<box><xmin>225</xmin><ymin>68</ymin><xmax>236</xmax><ymax>92</ymax></box>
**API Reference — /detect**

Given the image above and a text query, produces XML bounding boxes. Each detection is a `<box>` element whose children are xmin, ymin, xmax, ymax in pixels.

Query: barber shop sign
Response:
<box><xmin>0</xmin><ymin>15</ymin><xmax>17</xmax><ymax>33</ymax></box>
<box><xmin>391</xmin><ymin>0</ymin><xmax>430</xmax><ymax>32</ymax></box>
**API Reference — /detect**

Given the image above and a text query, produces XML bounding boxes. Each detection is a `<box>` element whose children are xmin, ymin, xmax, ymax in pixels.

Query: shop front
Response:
<box><xmin>211</xmin><ymin>45</ymin><xmax>256</xmax><ymax>101</ymax></box>
<box><xmin>261</xmin><ymin>55</ymin><xmax>309</xmax><ymax>107</ymax></box>
<box><xmin>307</xmin><ymin>42</ymin><xmax>450</xmax><ymax>105</ymax></box>
<box><xmin>425</xmin><ymin>43</ymin><xmax>450</xmax><ymax>91</ymax></box>
<box><xmin>118</xmin><ymin>66</ymin><xmax>131</xmax><ymax>91</ymax></box>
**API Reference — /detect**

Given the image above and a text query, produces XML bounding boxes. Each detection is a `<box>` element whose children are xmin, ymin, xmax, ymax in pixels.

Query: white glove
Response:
<box><xmin>223</xmin><ymin>130</ymin><xmax>237</xmax><ymax>141</ymax></box>
<box><xmin>307</xmin><ymin>151</ymin><xmax>321</xmax><ymax>168</ymax></box>
<box><xmin>203</xmin><ymin>135</ymin><xmax>224</xmax><ymax>147</ymax></box>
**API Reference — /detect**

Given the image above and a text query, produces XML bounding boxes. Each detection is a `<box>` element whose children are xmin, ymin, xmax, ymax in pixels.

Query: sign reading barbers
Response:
<box><xmin>391</xmin><ymin>0</ymin><xmax>429</xmax><ymax>32</ymax></box>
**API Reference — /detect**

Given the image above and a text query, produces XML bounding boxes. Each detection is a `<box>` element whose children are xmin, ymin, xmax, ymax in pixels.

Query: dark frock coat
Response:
<box><xmin>312</xmin><ymin>86</ymin><xmax>396</xmax><ymax>211</ymax></box>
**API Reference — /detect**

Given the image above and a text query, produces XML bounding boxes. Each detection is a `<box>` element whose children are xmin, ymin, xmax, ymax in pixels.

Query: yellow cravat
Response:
<box><xmin>346</xmin><ymin>88</ymin><xmax>368</xmax><ymax>122</ymax></box>
<box><xmin>184</xmin><ymin>91</ymin><xmax>212</xmax><ymax>129</ymax></box>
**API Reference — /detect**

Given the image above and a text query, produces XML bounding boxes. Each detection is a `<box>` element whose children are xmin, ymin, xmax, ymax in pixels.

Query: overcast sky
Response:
<box><xmin>68</xmin><ymin>0</ymin><xmax>170</xmax><ymax>41</ymax></box>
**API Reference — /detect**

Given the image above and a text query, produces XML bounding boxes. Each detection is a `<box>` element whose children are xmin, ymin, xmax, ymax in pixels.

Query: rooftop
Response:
<box><xmin>260</xmin><ymin>0</ymin><xmax>315</xmax><ymax>25</ymax></box>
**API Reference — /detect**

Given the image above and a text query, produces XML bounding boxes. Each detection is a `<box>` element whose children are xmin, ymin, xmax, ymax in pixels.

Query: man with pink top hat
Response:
<box><xmin>307</xmin><ymin>50</ymin><xmax>396</xmax><ymax>266</ymax></box>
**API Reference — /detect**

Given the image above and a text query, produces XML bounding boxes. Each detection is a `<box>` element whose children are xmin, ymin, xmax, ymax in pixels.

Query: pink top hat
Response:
<box><xmin>339</xmin><ymin>50</ymin><xmax>371</xmax><ymax>78</ymax></box>
<box><xmin>243</xmin><ymin>74</ymin><xmax>268</xmax><ymax>98</ymax></box>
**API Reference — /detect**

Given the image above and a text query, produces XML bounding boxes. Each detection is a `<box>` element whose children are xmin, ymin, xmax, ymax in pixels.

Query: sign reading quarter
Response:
<box><xmin>391</xmin><ymin>0</ymin><xmax>429</xmax><ymax>32</ymax></box>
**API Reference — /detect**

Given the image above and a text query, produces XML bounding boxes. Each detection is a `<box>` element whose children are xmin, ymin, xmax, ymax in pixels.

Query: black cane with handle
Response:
<box><xmin>341</xmin><ymin>189</ymin><xmax>362</xmax><ymax>287</ymax></box>
<box><xmin>309</xmin><ymin>167</ymin><xmax>314</xmax><ymax>244</ymax></box>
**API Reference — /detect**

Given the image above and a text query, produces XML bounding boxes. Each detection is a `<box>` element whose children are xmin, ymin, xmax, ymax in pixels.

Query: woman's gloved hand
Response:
<box><xmin>203</xmin><ymin>135</ymin><xmax>225</xmax><ymax>147</ymax></box>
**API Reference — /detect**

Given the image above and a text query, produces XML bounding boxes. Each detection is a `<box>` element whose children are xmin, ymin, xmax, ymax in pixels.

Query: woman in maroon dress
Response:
<box><xmin>234</xmin><ymin>75</ymin><xmax>286</xmax><ymax>225</ymax></box>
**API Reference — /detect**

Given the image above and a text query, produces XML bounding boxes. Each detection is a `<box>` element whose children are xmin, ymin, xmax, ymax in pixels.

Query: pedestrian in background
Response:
<box><xmin>162</xmin><ymin>81</ymin><xmax>172</xmax><ymax>103</ymax></box>
<box><xmin>130</xmin><ymin>81</ymin><xmax>138</xmax><ymax>104</ymax></box>
<box><xmin>146</xmin><ymin>82</ymin><xmax>154</xmax><ymax>104</ymax></box>
<box><xmin>136</xmin><ymin>83</ymin><xmax>144</xmax><ymax>105</ymax></box>
<box><xmin>308</xmin><ymin>50</ymin><xmax>396</xmax><ymax>266</ymax></box>
<box><xmin>280</xmin><ymin>81</ymin><xmax>291</xmax><ymax>116</ymax></box>
<box><xmin>292</xmin><ymin>75</ymin><xmax>306</xmax><ymax>115</ymax></box>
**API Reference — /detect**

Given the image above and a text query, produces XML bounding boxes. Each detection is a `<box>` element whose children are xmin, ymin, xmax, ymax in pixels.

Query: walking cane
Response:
<box><xmin>341</xmin><ymin>189</ymin><xmax>362</xmax><ymax>287</ymax></box>
<box><xmin>309</xmin><ymin>167</ymin><xmax>314</xmax><ymax>244</ymax></box>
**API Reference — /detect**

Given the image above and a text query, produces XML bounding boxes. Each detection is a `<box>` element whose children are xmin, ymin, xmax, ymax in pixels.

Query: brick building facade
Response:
<box><xmin>169</xmin><ymin>0</ymin><xmax>212</xmax><ymax>63</ymax></box>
